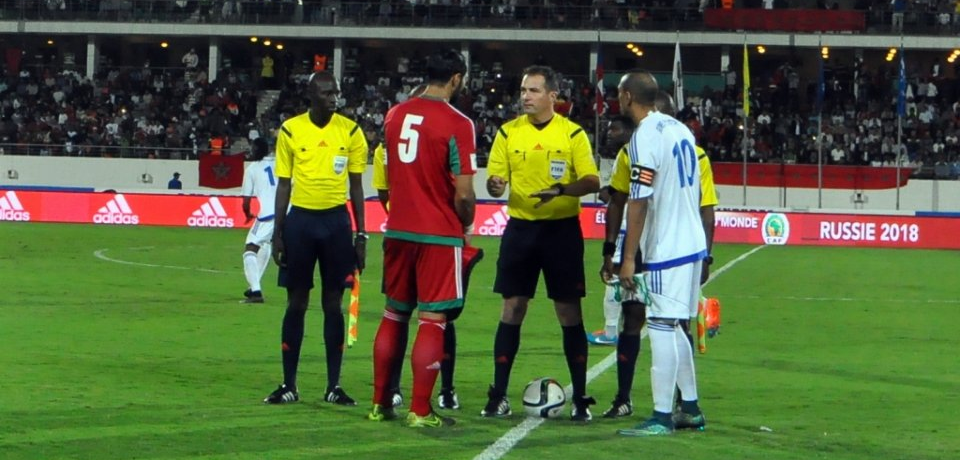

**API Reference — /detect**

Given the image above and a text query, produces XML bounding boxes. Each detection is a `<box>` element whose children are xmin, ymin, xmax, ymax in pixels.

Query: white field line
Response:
<box><xmin>473</xmin><ymin>244</ymin><xmax>767</xmax><ymax>460</ymax></box>
<box><xmin>728</xmin><ymin>294</ymin><xmax>960</xmax><ymax>304</ymax></box>
<box><xmin>93</xmin><ymin>248</ymin><xmax>229</xmax><ymax>274</ymax></box>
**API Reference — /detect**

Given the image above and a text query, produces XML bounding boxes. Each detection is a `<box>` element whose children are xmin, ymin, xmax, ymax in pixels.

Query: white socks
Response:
<box><xmin>648</xmin><ymin>321</ymin><xmax>679</xmax><ymax>414</ymax></box>
<box><xmin>675</xmin><ymin>324</ymin><xmax>699</xmax><ymax>403</ymax></box>
<box><xmin>257</xmin><ymin>242</ymin><xmax>272</xmax><ymax>279</ymax></box>
<box><xmin>243</xmin><ymin>250</ymin><xmax>261</xmax><ymax>292</ymax></box>
<box><xmin>603</xmin><ymin>284</ymin><xmax>621</xmax><ymax>337</ymax></box>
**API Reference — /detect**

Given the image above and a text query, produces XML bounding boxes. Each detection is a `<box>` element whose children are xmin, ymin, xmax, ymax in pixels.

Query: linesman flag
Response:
<box><xmin>673</xmin><ymin>40</ymin><xmax>684</xmax><ymax>110</ymax></box>
<box><xmin>347</xmin><ymin>270</ymin><xmax>360</xmax><ymax>347</ymax></box>
<box><xmin>742</xmin><ymin>43</ymin><xmax>750</xmax><ymax>117</ymax></box>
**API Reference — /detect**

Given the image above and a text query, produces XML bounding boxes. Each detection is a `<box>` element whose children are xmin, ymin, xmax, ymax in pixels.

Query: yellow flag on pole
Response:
<box><xmin>743</xmin><ymin>43</ymin><xmax>750</xmax><ymax>117</ymax></box>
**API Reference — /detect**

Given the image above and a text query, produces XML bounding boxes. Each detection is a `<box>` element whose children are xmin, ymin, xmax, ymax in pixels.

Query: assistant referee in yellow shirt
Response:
<box><xmin>263</xmin><ymin>72</ymin><xmax>367</xmax><ymax>407</ymax></box>
<box><xmin>481</xmin><ymin>65</ymin><xmax>601</xmax><ymax>421</ymax></box>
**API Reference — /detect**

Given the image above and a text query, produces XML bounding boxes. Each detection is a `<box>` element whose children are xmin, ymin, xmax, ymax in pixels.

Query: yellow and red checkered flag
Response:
<box><xmin>347</xmin><ymin>270</ymin><xmax>360</xmax><ymax>348</ymax></box>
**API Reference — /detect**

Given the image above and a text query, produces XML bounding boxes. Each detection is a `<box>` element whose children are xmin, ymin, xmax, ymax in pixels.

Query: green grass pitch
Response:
<box><xmin>0</xmin><ymin>222</ymin><xmax>957</xmax><ymax>459</ymax></box>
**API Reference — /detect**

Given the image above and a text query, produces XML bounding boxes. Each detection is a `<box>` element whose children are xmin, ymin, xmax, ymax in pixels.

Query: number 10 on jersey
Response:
<box><xmin>672</xmin><ymin>138</ymin><xmax>697</xmax><ymax>188</ymax></box>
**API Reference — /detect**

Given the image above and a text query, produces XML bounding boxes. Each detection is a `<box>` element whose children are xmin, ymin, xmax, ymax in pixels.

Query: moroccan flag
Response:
<box><xmin>199</xmin><ymin>153</ymin><xmax>244</xmax><ymax>189</ymax></box>
<box><xmin>742</xmin><ymin>43</ymin><xmax>750</xmax><ymax>117</ymax></box>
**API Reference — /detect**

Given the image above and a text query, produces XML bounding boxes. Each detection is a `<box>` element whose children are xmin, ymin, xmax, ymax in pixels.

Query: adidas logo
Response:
<box><xmin>478</xmin><ymin>206</ymin><xmax>510</xmax><ymax>236</ymax></box>
<box><xmin>0</xmin><ymin>191</ymin><xmax>31</xmax><ymax>221</ymax></box>
<box><xmin>318</xmin><ymin>140</ymin><xmax>328</xmax><ymax>147</ymax></box>
<box><xmin>93</xmin><ymin>194</ymin><xmax>139</xmax><ymax>225</ymax></box>
<box><xmin>187</xmin><ymin>197</ymin><xmax>234</xmax><ymax>227</ymax></box>
<box><xmin>533</xmin><ymin>143</ymin><xmax>544</xmax><ymax>150</ymax></box>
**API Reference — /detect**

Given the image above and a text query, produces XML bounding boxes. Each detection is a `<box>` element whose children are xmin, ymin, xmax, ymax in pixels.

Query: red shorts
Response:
<box><xmin>383</xmin><ymin>238</ymin><xmax>464</xmax><ymax>312</ymax></box>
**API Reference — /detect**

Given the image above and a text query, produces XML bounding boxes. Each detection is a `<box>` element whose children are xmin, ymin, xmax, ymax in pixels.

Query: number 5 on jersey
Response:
<box><xmin>398</xmin><ymin>114</ymin><xmax>424</xmax><ymax>163</ymax></box>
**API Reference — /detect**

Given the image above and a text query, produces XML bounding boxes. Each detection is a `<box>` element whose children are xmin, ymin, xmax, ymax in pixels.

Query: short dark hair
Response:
<box><xmin>620</xmin><ymin>71</ymin><xmax>659</xmax><ymax>107</ymax></box>
<box><xmin>655</xmin><ymin>90</ymin><xmax>677</xmax><ymax>117</ymax></box>
<box><xmin>251</xmin><ymin>137</ymin><xmax>269</xmax><ymax>161</ymax></box>
<box><xmin>425</xmin><ymin>50</ymin><xmax>467</xmax><ymax>85</ymax></box>
<box><xmin>522</xmin><ymin>65</ymin><xmax>559</xmax><ymax>92</ymax></box>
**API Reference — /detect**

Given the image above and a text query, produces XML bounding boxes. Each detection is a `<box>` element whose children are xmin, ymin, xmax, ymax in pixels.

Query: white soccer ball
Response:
<box><xmin>521</xmin><ymin>377</ymin><xmax>567</xmax><ymax>418</ymax></box>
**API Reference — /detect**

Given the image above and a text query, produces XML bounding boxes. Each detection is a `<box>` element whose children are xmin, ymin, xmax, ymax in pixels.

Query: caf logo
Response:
<box><xmin>761</xmin><ymin>213</ymin><xmax>789</xmax><ymax>245</ymax></box>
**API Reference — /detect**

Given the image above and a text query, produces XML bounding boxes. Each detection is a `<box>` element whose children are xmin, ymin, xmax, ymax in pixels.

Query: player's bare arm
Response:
<box><xmin>376</xmin><ymin>189</ymin><xmax>390</xmax><ymax>211</ymax></box>
<box><xmin>700</xmin><ymin>204</ymin><xmax>716</xmax><ymax>285</ymax></box>
<box><xmin>242</xmin><ymin>196</ymin><xmax>255</xmax><ymax>223</ymax></box>
<box><xmin>619</xmin><ymin>198</ymin><xmax>648</xmax><ymax>291</ymax></box>
<box><xmin>348</xmin><ymin>172</ymin><xmax>367</xmax><ymax>273</ymax></box>
<box><xmin>454</xmin><ymin>173</ymin><xmax>476</xmax><ymax>228</ymax></box>
<box><xmin>272</xmin><ymin>177</ymin><xmax>292</xmax><ymax>267</ymax></box>
<box><xmin>600</xmin><ymin>189</ymin><xmax>627</xmax><ymax>283</ymax></box>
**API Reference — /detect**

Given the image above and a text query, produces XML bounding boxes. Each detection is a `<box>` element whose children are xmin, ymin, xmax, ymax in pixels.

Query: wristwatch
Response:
<box><xmin>704</xmin><ymin>255</ymin><xmax>714</xmax><ymax>265</ymax></box>
<box><xmin>356</xmin><ymin>232</ymin><xmax>369</xmax><ymax>240</ymax></box>
<box><xmin>553</xmin><ymin>183</ymin><xmax>566</xmax><ymax>196</ymax></box>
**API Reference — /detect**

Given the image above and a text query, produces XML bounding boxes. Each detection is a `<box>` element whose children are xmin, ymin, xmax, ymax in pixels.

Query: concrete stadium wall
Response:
<box><xmin>2</xmin><ymin>156</ymin><xmax>959</xmax><ymax>212</ymax></box>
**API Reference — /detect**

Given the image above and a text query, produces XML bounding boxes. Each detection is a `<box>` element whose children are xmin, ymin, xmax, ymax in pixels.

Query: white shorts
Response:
<box><xmin>644</xmin><ymin>261</ymin><xmax>702</xmax><ymax>320</ymax></box>
<box><xmin>245</xmin><ymin>218</ymin><xmax>275</xmax><ymax>247</ymax></box>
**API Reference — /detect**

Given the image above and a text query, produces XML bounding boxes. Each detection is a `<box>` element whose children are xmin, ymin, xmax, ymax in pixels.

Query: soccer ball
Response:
<box><xmin>521</xmin><ymin>377</ymin><xmax>566</xmax><ymax>418</ymax></box>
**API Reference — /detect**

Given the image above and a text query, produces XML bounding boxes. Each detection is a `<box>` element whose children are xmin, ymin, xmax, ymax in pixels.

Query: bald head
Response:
<box><xmin>655</xmin><ymin>90</ymin><xmax>676</xmax><ymax>117</ymax></box>
<box><xmin>618</xmin><ymin>71</ymin><xmax>658</xmax><ymax>108</ymax></box>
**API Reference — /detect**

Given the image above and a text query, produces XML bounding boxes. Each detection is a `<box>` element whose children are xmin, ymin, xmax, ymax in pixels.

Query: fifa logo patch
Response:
<box><xmin>549</xmin><ymin>159</ymin><xmax>566</xmax><ymax>180</ymax></box>
<box><xmin>333</xmin><ymin>156</ymin><xmax>348</xmax><ymax>174</ymax></box>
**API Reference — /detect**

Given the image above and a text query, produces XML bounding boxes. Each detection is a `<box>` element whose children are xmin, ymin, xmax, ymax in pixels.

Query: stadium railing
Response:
<box><xmin>0</xmin><ymin>1</ymin><xmax>951</xmax><ymax>35</ymax></box>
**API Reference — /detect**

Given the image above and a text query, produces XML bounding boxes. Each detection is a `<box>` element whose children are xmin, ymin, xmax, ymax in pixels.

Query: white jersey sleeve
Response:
<box><xmin>626</xmin><ymin>112</ymin><xmax>707</xmax><ymax>269</ymax></box>
<box><xmin>243</xmin><ymin>157</ymin><xmax>278</xmax><ymax>219</ymax></box>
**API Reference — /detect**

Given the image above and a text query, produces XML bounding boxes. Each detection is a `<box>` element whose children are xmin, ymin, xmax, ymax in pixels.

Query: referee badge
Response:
<box><xmin>549</xmin><ymin>159</ymin><xmax>567</xmax><ymax>180</ymax></box>
<box><xmin>333</xmin><ymin>155</ymin><xmax>348</xmax><ymax>174</ymax></box>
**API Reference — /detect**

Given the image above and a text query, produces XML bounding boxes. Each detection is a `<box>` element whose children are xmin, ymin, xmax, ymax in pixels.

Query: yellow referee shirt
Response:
<box><xmin>610</xmin><ymin>144</ymin><xmax>718</xmax><ymax>207</ymax></box>
<box><xmin>487</xmin><ymin>115</ymin><xmax>598</xmax><ymax>220</ymax></box>
<box><xmin>696</xmin><ymin>145</ymin><xmax>719</xmax><ymax>207</ymax></box>
<box><xmin>275</xmin><ymin>112</ymin><xmax>368</xmax><ymax>210</ymax></box>
<box><xmin>372</xmin><ymin>142</ymin><xmax>388</xmax><ymax>190</ymax></box>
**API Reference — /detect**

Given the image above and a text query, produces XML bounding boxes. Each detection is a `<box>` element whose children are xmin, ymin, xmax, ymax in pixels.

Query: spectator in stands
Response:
<box><xmin>182</xmin><ymin>48</ymin><xmax>200</xmax><ymax>72</ymax></box>
<box><xmin>168</xmin><ymin>172</ymin><xmax>182</xmax><ymax>189</ymax></box>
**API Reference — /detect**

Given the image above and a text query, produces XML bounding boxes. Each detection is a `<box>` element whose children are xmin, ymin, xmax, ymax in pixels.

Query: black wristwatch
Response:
<box><xmin>704</xmin><ymin>255</ymin><xmax>714</xmax><ymax>265</ymax></box>
<box><xmin>553</xmin><ymin>183</ymin><xmax>566</xmax><ymax>196</ymax></box>
<box><xmin>356</xmin><ymin>232</ymin><xmax>369</xmax><ymax>240</ymax></box>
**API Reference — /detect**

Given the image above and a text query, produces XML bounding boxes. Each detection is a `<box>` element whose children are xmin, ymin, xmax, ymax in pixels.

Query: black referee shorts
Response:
<box><xmin>278</xmin><ymin>205</ymin><xmax>355</xmax><ymax>292</ymax></box>
<box><xmin>494</xmin><ymin>216</ymin><xmax>586</xmax><ymax>301</ymax></box>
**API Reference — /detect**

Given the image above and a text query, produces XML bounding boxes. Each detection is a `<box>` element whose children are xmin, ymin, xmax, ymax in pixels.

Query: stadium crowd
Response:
<box><xmin>3</xmin><ymin>48</ymin><xmax>960</xmax><ymax>178</ymax></box>
<box><xmin>8</xmin><ymin>0</ymin><xmax>960</xmax><ymax>34</ymax></box>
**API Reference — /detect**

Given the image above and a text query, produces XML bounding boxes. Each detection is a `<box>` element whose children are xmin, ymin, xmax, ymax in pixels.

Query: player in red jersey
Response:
<box><xmin>367</xmin><ymin>50</ymin><xmax>477</xmax><ymax>428</ymax></box>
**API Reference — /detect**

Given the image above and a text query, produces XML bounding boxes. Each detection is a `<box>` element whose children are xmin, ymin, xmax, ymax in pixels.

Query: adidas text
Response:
<box><xmin>188</xmin><ymin>198</ymin><xmax>234</xmax><ymax>228</ymax></box>
<box><xmin>187</xmin><ymin>215</ymin><xmax>235</xmax><ymax>227</ymax></box>
<box><xmin>94</xmin><ymin>213</ymin><xmax>140</xmax><ymax>225</ymax></box>
<box><xmin>0</xmin><ymin>209</ymin><xmax>30</xmax><ymax>221</ymax></box>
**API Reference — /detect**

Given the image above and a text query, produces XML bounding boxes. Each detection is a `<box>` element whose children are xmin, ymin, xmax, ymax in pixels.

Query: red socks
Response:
<box><xmin>410</xmin><ymin>318</ymin><xmax>446</xmax><ymax>416</ymax></box>
<box><xmin>372</xmin><ymin>309</ymin><xmax>409</xmax><ymax>406</ymax></box>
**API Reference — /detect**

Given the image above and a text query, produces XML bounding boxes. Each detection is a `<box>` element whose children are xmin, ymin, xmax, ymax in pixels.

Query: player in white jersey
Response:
<box><xmin>614</xmin><ymin>71</ymin><xmax>707</xmax><ymax>436</ymax></box>
<box><xmin>241</xmin><ymin>138</ymin><xmax>277</xmax><ymax>303</ymax></box>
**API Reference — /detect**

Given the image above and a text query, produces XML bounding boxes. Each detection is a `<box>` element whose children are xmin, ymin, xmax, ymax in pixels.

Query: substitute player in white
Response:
<box><xmin>241</xmin><ymin>138</ymin><xmax>277</xmax><ymax>303</ymax></box>
<box><xmin>614</xmin><ymin>71</ymin><xmax>707</xmax><ymax>436</ymax></box>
